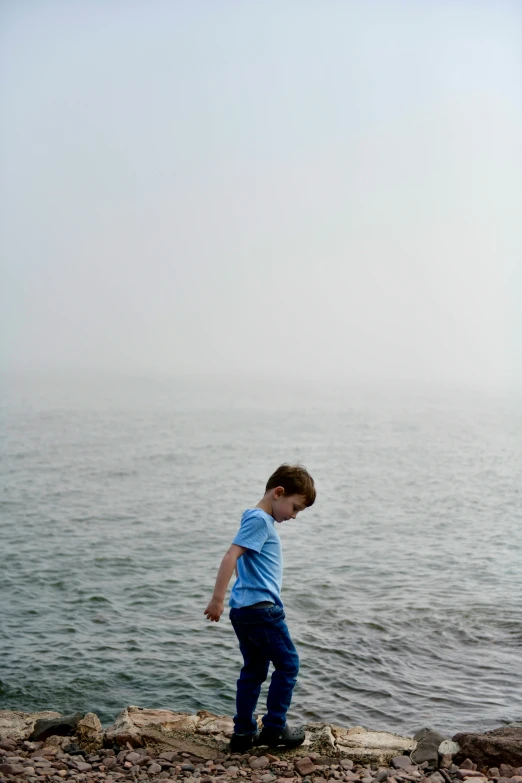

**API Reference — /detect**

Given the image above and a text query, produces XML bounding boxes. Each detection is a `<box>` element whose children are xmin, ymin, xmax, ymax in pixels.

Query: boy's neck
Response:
<box><xmin>256</xmin><ymin>496</ymin><xmax>274</xmax><ymax>518</ymax></box>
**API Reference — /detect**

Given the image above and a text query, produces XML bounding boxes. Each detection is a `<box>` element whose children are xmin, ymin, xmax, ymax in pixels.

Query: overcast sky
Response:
<box><xmin>1</xmin><ymin>1</ymin><xmax>521</xmax><ymax>391</ymax></box>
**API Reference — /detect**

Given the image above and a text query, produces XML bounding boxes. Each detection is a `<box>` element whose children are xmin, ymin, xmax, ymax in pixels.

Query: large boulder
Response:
<box><xmin>453</xmin><ymin>727</ymin><xmax>522</xmax><ymax>768</ymax></box>
<box><xmin>0</xmin><ymin>710</ymin><xmax>62</xmax><ymax>741</ymax></box>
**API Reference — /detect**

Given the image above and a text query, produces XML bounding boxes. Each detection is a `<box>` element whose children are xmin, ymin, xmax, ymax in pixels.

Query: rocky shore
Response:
<box><xmin>1</xmin><ymin>709</ymin><xmax>521</xmax><ymax>783</ymax></box>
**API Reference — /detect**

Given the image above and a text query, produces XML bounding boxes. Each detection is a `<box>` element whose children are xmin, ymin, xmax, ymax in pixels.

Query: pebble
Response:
<box><xmin>0</xmin><ymin>732</ymin><xmax>519</xmax><ymax>783</ymax></box>
<box><xmin>393</xmin><ymin>758</ymin><xmax>415</xmax><ymax>771</ymax></box>
<box><xmin>250</xmin><ymin>758</ymin><xmax>270</xmax><ymax>771</ymax></box>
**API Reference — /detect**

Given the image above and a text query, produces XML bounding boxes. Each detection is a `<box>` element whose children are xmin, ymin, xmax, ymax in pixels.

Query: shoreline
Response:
<box><xmin>1</xmin><ymin>708</ymin><xmax>522</xmax><ymax>783</ymax></box>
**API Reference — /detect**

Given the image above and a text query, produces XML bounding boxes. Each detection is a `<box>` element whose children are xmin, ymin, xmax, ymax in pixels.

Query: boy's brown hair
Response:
<box><xmin>266</xmin><ymin>464</ymin><xmax>316</xmax><ymax>507</ymax></box>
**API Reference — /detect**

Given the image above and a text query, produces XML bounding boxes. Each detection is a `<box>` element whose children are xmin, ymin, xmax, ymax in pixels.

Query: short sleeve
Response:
<box><xmin>232</xmin><ymin>513</ymin><xmax>269</xmax><ymax>554</ymax></box>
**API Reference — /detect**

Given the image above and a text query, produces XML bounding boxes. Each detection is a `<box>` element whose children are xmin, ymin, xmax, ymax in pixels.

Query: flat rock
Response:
<box><xmin>0</xmin><ymin>711</ymin><xmax>62</xmax><ymax>741</ymax></box>
<box><xmin>101</xmin><ymin>709</ymin><xmax>416</xmax><ymax>763</ymax></box>
<box><xmin>104</xmin><ymin>706</ymin><xmax>224</xmax><ymax>759</ymax></box>
<box><xmin>453</xmin><ymin>729</ymin><xmax>522</xmax><ymax>769</ymax></box>
<box><xmin>294</xmin><ymin>758</ymin><xmax>316</xmax><ymax>776</ymax></box>
<box><xmin>332</xmin><ymin>725</ymin><xmax>416</xmax><ymax>765</ymax></box>
<box><xmin>392</xmin><ymin>756</ymin><xmax>414</xmax><ymax>770</ymax></box>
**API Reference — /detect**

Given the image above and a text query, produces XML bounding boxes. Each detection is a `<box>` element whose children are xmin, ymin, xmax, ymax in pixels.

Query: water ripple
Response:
<box><xmin>1</xmin><ymin>382</ymin><xmax>521</xmax><ymax>734</ymax></box>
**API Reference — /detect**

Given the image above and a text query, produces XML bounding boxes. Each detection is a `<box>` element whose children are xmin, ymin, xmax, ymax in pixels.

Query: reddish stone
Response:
<box><xmin>294</xmin><ymin>758</ymin><xmax>316</xmax><ymax>777</ymax></box>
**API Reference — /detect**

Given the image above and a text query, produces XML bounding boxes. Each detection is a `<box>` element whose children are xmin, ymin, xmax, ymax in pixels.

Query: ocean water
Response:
<box><xmin>1</xmin><ymin>372</ymin><xmax>521</xmax><ymax>738</ymax></box>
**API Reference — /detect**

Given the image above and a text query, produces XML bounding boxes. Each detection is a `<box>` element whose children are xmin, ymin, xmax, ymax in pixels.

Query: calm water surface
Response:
<box><xmin>1</xmin><ymin>374</ymin><xmax>521</xmax><ymax>736</ymax></box>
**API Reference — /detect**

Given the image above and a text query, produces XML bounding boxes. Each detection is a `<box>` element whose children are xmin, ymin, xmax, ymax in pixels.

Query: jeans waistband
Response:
<box><xmin>246</xmin><ymin>600</ymin><xmax>275</xmax><ymax>608</ymax></box>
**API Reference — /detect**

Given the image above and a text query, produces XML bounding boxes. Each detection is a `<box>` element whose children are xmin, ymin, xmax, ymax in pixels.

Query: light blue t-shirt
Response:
<box><xmin>229</xmin><ymin>508</ymin><xmax>283</xmax><ymax>608</ymax></box>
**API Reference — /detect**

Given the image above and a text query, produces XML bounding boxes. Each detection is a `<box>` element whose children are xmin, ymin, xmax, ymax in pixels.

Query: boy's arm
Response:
<box><xmin>204</xmin><ymin>544</ymin><xmax>246</xmax><ymax>622</ymax></box>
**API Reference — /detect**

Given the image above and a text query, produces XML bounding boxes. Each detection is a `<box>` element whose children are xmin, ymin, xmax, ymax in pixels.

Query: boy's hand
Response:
<box><xmin>204</xmin><ymin>598</ymin><xmax>224</xmax><ymax>622</ymax></box>
<box><xmin>205</xmin><ymin>545</ymin><xmax>245</xmax><ymax>623</ymax></box>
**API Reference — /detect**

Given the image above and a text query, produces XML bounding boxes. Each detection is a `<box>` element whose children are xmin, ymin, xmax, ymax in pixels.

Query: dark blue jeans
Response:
<box><xmin>229</xmin><ymin>604</ymin><xmax>299</xmax><ymax>735</ymax></box>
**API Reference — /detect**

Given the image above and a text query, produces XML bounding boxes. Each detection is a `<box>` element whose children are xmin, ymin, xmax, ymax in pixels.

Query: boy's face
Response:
<box><xmin>271</xmin><ymin>489</ymin><xmax>307</xmax><ymax>524</ymax></box>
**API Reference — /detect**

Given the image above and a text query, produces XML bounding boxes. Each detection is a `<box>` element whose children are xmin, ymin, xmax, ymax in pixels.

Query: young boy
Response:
<box><xmin>204</xmin><ymin>464</ymin><xmax>316</xmax><ymax>752</ymax></box>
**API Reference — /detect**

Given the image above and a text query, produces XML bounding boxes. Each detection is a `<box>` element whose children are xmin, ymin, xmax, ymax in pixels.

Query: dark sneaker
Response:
<box><xmin>256</xmin><ymin>724</ymin><xmax>305</xmax><ymax>748</ymax></box>
<box><xmin>229</xmin><ymin>731</ymin><xmax>258</xmax><ymax>752</ymax></box>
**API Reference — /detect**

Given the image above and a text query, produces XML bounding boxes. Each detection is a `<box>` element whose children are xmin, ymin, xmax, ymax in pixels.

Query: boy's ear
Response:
<box><xmin>273</xmin><ymin>486</ymin><xmax>285</xmax><ymax>499</ymax></box>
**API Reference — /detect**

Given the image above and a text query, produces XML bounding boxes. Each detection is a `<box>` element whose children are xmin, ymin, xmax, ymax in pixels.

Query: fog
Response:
<box><xmin>1</xmin><ymin>1</ymin><xmax>521</xmax><ymax>392</ymax></box>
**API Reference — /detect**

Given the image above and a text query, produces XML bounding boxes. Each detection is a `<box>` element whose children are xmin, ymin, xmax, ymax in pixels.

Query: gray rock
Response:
<box><xmin>411</xmin><ymin>730</ymin><xmax>447</xmax><ymax>766</ymax></box>
<box><xmin>392</xmin><ymin>757</ymin><xmax>414</xmax><ymax>770</ymax></box>
<box><xmin>250</xmin><ymin>756</ymin><xmax>270</xmax><ymax>770</ymax></box>
<box><xmin>30</xmin><ymin>713</ymin><xmax>85</xmax><ymax>742</ymax></box>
